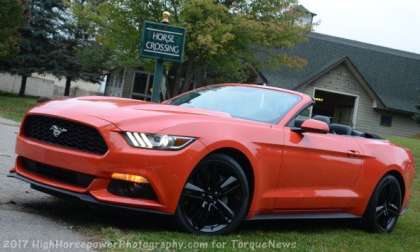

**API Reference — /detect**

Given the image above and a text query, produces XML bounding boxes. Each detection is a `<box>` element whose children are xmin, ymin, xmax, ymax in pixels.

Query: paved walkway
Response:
<box><xmin>0</xmin><ymin>118</ymin><xmax>93</xmax><ymax>251</ymax></box>
<box><xmin>0</xmin><ymin>117</ymin><xmax>19</xmax><ymax>127</ymax></box>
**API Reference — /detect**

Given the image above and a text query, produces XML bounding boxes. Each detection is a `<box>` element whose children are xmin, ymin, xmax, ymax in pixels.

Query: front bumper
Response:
<box><xmin>8</xmin><ymin>171</ymin><xmax>167</xmax><ymax>215</ymax></box>
<box><xmin>10</xmin><ymin>116</ymin><xmax>207</xmax><ymax>214</ymax></box>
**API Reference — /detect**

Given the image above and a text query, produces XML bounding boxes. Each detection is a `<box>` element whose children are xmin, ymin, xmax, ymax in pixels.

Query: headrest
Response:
<box><xmin>330</xmin><ymin>123</ymin><xmax>352</xmax><ymax>135</ymax></box>
<box><xmin>312</xmin><ymin>115</ymin><xmax>331</xmax><ymax>125</ymax></box>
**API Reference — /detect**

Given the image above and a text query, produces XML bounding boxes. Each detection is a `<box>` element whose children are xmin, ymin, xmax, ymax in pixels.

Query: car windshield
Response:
<box><xmin>168</xmin><ymin>86</ymin><xmax>301</xmax><ymax>123</ymax></box>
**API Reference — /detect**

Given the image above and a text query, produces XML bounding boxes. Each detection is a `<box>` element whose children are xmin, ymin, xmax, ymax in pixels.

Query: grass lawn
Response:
<box><xmin>0</xmin><ymin>91</ymin><xmax>37</xmax><ymax>122</ymax></box>
<box><xmin>0</xmin><ymin>92</ymin><xmax>418</xmax><ymax>251</ymax></box>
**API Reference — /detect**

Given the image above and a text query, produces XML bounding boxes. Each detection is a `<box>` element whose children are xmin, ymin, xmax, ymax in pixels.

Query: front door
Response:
<box><xmin>276</xmin><ymin>128</ymin><xmax>364</xmax><ymax>211</ymax></box>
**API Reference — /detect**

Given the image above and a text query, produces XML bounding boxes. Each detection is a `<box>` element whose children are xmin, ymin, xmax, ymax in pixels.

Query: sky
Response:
<box><xmin>300</xmin><ymin>0</ymin><xmax>420</xmax><ymax>54</ymax></box>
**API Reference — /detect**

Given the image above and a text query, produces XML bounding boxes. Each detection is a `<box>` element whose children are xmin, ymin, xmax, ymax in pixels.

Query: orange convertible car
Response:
<box><xmin>9</xmin><ymin>84</ymin><xmax>415</xmax><ymax>234</ymax></box>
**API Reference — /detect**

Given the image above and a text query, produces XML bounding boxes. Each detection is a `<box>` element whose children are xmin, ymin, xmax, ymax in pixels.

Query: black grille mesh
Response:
<box><xmin>23</xmin><ymin>115</ymin><xmax>108</xmax><ymax>155</ymax></box>
<box><xmin>21</xmin><ymin>158</ymin><xmax>94</xmax><ymax>188</ymax></box>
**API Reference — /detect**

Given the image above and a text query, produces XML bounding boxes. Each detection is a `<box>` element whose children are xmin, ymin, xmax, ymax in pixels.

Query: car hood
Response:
<box><xmin>30</xmin><ymin>96</ymin><xmax>234</xmax><ymax>132</ymax></box>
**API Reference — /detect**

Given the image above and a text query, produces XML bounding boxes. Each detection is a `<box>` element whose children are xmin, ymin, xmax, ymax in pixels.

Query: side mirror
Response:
<box><xmin>299</xmin><ymin>119</ymin><xmax>330</xmax><ymax>134</ymax></box>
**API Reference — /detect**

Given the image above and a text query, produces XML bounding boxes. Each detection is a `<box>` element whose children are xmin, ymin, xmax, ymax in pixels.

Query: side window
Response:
<box><xmin>287</xmin><ymin>105</ymin><xmax>312</xmax><ymax>128</ymax></box>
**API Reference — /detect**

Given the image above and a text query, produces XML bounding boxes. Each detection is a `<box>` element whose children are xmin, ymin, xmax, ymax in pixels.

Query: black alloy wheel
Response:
<box><xmin>363</xmin><ymin>175</ymin><xmax>402</xmax><ymax>233</ymax></box>
<box><xmin>175</xmin><ymin>153</ymin><xmax>250</xmax><ymax>235</ymax></box>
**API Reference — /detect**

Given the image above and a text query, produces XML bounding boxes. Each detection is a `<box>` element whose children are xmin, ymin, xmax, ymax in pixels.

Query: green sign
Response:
<box><xmin>140</xmin><ymin>21</ymin><xmax>186</xmax><ymax>63</ymax></box>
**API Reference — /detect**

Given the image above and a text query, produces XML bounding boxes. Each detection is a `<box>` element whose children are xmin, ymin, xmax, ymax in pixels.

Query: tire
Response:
<box><xmin>175</xmin><ymin>153</ymin><xmax>250</xmax><ymax>235</ymax></box>
<box><xmin>363</xmin><ymin>175</ymin><xmax>402</xmax><ymax>233</ymax></box>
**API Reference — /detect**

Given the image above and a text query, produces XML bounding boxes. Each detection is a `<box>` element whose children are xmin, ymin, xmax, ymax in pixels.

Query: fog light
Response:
<box><xmin>111</xmin><ymin>173</ymin><xmax>149</xmax><ymax>184</ymax></box>
<box><xmin>108</xmin><ymin>180</ymin><xmax>157</xmax><ymax>200</ymax></box>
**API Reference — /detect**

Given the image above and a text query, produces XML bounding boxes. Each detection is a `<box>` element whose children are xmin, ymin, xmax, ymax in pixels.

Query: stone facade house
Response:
<box><xmin>255</xmin><ymin>33</ymin><xmax>420</xmax><ymax>137</ymax></box>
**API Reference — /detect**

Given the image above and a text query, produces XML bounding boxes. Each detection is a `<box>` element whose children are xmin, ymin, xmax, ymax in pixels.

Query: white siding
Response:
<box><xmin>0</xmin><ymin>73</ymin><xmax>101</xmax><ymax>97</ymax></box>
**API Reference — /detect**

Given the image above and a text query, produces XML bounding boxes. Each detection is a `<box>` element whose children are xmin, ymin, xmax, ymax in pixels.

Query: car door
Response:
<box><xmin>275</xmin><ymin>110</ymin><xmax>365</xmax><ymax>211</ymax></box>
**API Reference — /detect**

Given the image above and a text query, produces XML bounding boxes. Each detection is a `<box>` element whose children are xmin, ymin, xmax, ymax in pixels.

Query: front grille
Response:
<box><xmin>23</xmin><ymin>115</ymin><xmax>108</xmax><ymax>155</ymax></box>
<box><xmin>21</xmin><ymin>158</ymin><xmax>94</xmax><ymax>188</ymax></box>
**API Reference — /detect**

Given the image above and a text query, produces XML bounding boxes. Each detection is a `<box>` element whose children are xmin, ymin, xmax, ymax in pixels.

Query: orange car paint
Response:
<box><xmin>10</xmin><ymin>84</ymin><xmax>415</xmax><ymax>219</ymax></box>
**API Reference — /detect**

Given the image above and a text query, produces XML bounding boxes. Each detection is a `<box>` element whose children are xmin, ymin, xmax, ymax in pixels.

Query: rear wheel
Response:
<box><xmin>363</xmin><ymin>175</ymin><xmax>402</xmax><ymax>233</ymax></box>
<box><xmin>175</xmin><ymin>153</ymin><xmax>250</xmax><ymax>235</ymax></box>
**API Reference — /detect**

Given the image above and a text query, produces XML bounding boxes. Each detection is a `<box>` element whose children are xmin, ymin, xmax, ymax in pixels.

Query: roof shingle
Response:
<box><xmin>258</xmin><ymin>32</ymin><xmax>420</xmax><ymax>113</ymax></box>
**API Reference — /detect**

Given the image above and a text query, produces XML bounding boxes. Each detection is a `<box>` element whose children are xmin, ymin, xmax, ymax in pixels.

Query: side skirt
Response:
<box><xmin>250</xmin><ymin>212</ymin><xmax>360</xmax><ymax>221</ymax></box>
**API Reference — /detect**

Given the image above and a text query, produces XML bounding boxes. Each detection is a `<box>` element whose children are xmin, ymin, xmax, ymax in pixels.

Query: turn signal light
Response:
<box><xmin>111</xmin><ymin>173</ymin><xmax>149</xmax><ymax>184</ymax></box>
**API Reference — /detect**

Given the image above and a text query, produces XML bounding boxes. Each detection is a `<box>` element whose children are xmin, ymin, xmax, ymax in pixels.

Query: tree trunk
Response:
<box><xmin>194</xmin><ymin>66</ymin><xmax>208</xmax><ymax>89</ymax></box>
<box><xmin>18</xmin><ymin>75</ymin><xmax>28</xmax><ymax>97</ymax></box>
<box><xmin>64</xmin><ymin>77</ymin><xmax>72</xmax><ymax>96</ymax></box>
<box><xmin>181</xmin><ymin>61</ymin><xmax>194</xmax><ymax>93</ymax></box>
<box><xmin>170</xmin><ymin>64</ymin><xmax>183</xmax><ymax>97</ymax></box>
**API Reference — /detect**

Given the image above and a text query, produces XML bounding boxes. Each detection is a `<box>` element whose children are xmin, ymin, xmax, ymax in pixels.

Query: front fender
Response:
<box><xmin>355</xmin><ymin>142</ymin><xmax>415</xmax><ymax>215</ymax></box>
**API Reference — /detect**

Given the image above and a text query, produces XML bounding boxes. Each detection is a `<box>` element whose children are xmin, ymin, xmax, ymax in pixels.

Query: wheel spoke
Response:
<box><xmin>376</xmin><ymin>205</ymin><xmax>385</xmax><ymax>214</ymax></box>
<box><xmin>385</xmin><ymin>216</ymin><xmax>395</xmax><ymax>230</ymax></box>
<box><xmin>384</xmin><ymin>184</ymin><xmax>391</xmax><ymax>198</ymax></box>
<box><xmin>381</xmin><ymin>216</ymin><xmax>391</xmax><ymax>227</ymax></box>
<box><xmin>378</xmin><ymin>190</ymin><xmax>387</xmax><ymax>205</ymax></box>
<box><xmin>378</xmin><ymin>185</ymin><xmax>390</xmax><ymax>204</ymax></box>
<box><xmin>388</xmin><ymin>185</ymin><xmax>398</xmax><ymax>202</ymax></box>
<box><xmin>388</xmin><ymin>203</ymin><xmax>399</xmax><ymax>211</ymax></box>
<box><xmin>388</xmin><ymin>203</ymin><xmax>400</xmax><ymax>216</ymax></box>
<box><xmin>196</xmin><ymin>208</ymin><xmax>210</xmax><ymax>230</ymax></box>
<box><xmin>215</xmin><ymin>208</ymin><xmax>230</xmax><ymax>223</ymax></box>
<box><xmin>190</xmin><ymin>205</ymin><xmax>208</xmax><ymax>230</ymax></box>
<box><xmin>375</xmin><ymin>205</ymin><xmax>386</xmax><ymax>223</ymax></box>
<box><xmin>183</xmin><ymin>183</ymin><xmax>205</xmax><ymax>200</ymax></box>
<box><xmin>203</xmin><ymin>167</ymin><xmax>218</xmax><ymax>190</ymax></box>
<box><xmin>372</xmin><ymin>179</ymin><xmax>403</xmax><ymax>231</ymax></box>
<box><xmin>179</xmin><ymin>158</ymin><xmax>248</xmax><ymax>233</ymax></box>
<box><xmin>209</xmin><ymin>168</ymin><xmax>220</xmax><ymax>190</ymax></box>
<box><xmin>220</xmin><ymin>176</ymin><xmax>237</xmax><ymax>189</ymax></box>
<box><xmin>216</xmin><ymin>199</ymin><xmax>235</xmax><ymax>219</ymax></box>
<box><xmin>219</xmin><ymin>176</ymin><xmax>240</xmax><ymax>195</ymax></box>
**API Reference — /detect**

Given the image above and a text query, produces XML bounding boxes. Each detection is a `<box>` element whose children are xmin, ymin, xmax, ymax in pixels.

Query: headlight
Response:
<box><xmin>124</xmin><ymin>132</ymin><xmax>196</xmax><ymax>150</ymax></box>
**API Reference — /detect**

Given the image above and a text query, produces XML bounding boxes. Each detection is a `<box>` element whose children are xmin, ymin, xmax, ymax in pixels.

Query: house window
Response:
<box><xmin>380</xmin><ymin>115</ymin><xmax>393</xmax><ymax>127</ymax></box>
<box><xmin>132</xmin><ymin>72</ymin><xmax>154</xmax><ymax>100</ymax></box>
<box><xmin>133</xmin><ymin>72</ymin><xmax>148</xmax><ymax>94</ymax></box>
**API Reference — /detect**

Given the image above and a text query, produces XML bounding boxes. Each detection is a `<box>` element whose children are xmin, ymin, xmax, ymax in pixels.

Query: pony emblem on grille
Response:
<box><xmin>50</xmin><ymin>125</ymin><xmax>68</xmax><ymax>137</ymax></box>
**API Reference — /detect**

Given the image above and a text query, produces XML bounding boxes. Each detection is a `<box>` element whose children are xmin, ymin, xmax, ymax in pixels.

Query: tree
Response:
<box><xmin>48</xmin><ymin>0</ymin><xmax>111</xmax><ymax>96</ymax></box>
<box><xmin>0</xmin><ymin>0</ymin><xmax>24</xmax><ymax>60</ymax></box>
<box><xmin>51</xmin><ymin>39</ymin><xmax>110</xmax><ymax>96</ymax></box>
<box><xmin>49</xmin><ymin>37</ymin><xmax>84</xmax><ymax>96</ymax></box>
<box><xmin>75</xmin><ymin>0</ymin><xmax>310</xmax><ymax>97</ymax></box>
<box><xmin>0</xmin><ymin>0</ymin><xmax>66</xmax><ymax>96</ymax></box>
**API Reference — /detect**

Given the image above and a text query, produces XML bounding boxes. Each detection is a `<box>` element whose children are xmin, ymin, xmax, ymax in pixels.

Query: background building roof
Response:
<box><xmin>258</xmin><ymin>32</ymin><xmax>420</xmax><ymax>114</ymax></box>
